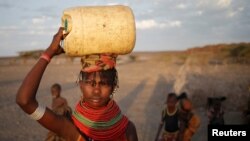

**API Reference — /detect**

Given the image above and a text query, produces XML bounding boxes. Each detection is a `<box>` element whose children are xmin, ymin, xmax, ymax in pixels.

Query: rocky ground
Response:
<box><xmin>0</xmin><ymin>51</ymin><xmax>249</xmax><ymax>141</ymax></box>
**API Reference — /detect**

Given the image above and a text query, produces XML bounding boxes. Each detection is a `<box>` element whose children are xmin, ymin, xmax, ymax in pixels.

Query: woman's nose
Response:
<box><xmin>93</xmin><ymin>84</ymin><xmax>101</xmax><ymax>93</ymax></box>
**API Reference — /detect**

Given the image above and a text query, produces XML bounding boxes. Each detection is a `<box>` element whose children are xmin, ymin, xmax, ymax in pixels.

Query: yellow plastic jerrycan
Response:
<box><xmin>61</xmin><ymin>5</ymin><xmax>136</xmax><ymax>56</ymax></box>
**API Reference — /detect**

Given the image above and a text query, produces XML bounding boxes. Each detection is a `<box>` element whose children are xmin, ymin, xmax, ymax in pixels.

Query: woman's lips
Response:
<box><xmin>90</xmin><ymin>98</ymin><xmax>102</xmax><ymax>103</ymax></box>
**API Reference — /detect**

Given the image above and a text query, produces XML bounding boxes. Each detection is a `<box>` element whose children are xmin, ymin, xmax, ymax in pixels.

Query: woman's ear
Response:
<box><xmin>81</xmin><ymin>95</ymin><xmax>85</xmax><ymax>102</ymax></box>
<box><xmin>79</xmin><ymin>81</ymin><xmax>85</xmax><ymax>91</ymax></box>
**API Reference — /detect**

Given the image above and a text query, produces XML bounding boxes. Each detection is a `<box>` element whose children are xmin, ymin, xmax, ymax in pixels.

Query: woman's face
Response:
<box><xmin>79</xmin><ymin>72</ymin><xmax>113</xmax><ymax>109</ymax></box>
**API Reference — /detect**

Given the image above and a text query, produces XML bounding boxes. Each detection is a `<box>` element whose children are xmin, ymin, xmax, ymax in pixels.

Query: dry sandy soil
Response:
<box><xmin>0</xmin><ymin>52</ymin><xmax>249</xmax><ymax>141</ymax></box>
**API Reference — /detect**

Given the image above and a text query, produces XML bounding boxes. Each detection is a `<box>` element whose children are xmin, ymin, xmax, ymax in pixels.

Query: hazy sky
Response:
<box><xmin>1</xmin><ymin>0</ymin><xmax>250</xmax><ymax>57</ymax></box>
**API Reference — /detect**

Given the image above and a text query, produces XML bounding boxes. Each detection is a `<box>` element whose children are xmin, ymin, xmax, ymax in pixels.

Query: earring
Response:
<box><xmin>110</xmin><ymin>86</ymin><xmax>118</xmax><ymax>99</ymax></box>
<box><xmin>112</xmin><ymin>87</ymin><xmax>117</xmax><ymax>95</ymax></box>
<box><xmin>110</xmin><ymin>94</ymin><xmax>113</xmax><ymax>99</ymax></box>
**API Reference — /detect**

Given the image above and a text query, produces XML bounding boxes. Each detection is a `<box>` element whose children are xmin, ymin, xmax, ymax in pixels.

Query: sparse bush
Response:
<box><xmin>18</xmin><ymin>50</ymin><xmax>44</xmax><ymax>59</ymax></box>
<box><xmin>229</xmin><ymin>44</ymin><xmax>250</xmax><ymax>58</ymax></box>
<box><xmin>129</xmin><ymin>55</ymin><xmax>136</xmax><ymax>61</ymax></box>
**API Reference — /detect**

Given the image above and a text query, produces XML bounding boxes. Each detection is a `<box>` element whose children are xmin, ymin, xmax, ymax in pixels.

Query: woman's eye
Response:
<box><xmin>85</xmin><ymin>80</ymin><xmax>93</xmax><ymax>84</ymax></box>
<box><xmin>99</xmin><ymin>81</ymin><xmax>108</xmax><ymax>86</ymax></box>
<box><xmin>84</xmin><ymin>80</ymin><xmax>110</xmax><ymax>87</ymax></box>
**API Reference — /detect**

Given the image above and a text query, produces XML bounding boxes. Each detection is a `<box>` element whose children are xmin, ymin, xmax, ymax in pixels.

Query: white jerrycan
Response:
<box><xmin>61</xmin><ymin>5</ymin><xmax>136</xmax><ymax>56</ymax></box>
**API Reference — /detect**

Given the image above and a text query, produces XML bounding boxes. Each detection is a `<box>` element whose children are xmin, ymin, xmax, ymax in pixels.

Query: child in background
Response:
<box><xmin>177</xmin><ymin>98</ymin><xmax>200</xmax><ymax>141</ymax></box>
<box><xmin>155</xmin><ymin>93</ymin><xmax>179</xmax><ymax>141</ymax></box>
<box><xmin>45</xmin><ymin>83</ymin><xmax>72</xmax><ymax>141</ymax></box>
<box><xmin>50</xmin><ymin>83</ymin><xmax>71</xmax><ymax>117</ymax></box>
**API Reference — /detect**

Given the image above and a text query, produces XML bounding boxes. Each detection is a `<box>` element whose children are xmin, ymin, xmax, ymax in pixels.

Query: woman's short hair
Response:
<box><xmin>79</xmin><ymin>68</ymin><xmax>119</xmax><ymax>89</ymax></box>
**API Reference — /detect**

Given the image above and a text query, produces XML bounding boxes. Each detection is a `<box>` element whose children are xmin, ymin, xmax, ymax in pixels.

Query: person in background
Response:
<box><xmin>243</xmin><ymin>85</ymin><xmax>250</xmax><ymax>124</ymax></box>
<box><xmin>45</xmin><ymin>83</ymin><xmax>72</xmax><ymax>141</ymax></box>
<box><xmin>176</xmin><ymin>98</ymin><xmax>200</xmax><ymax>141</ymax></box>
<box><xmin>50</xmin><ymin>83</ymin><xmax>71</xmax><ymax>117</ymax></box>
<box><xmin>206</xmin><ymin>96</ymin><xmax>226</xmax><ymax>125</ymax></box>
<box><xmin>155</xmin><ymin>93</ymin><xmax>179</xmax><ymax>141</ymax></box>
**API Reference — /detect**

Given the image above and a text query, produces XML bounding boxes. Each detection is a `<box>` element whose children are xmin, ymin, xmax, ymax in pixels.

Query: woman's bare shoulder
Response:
<box><xmin>126</xmin><ymin>120</ymin><xmax>138</xmax><ymax>141</ymax></box>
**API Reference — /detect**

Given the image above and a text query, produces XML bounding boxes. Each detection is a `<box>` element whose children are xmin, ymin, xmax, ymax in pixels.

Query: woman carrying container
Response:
<box><xmin>16</xmin><ymin>27</ymin><xmax>138</xmax><ymax>141</ymax></box>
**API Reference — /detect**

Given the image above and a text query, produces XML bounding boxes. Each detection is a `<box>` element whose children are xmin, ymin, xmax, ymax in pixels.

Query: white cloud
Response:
<box><xmin>196</xmin><ymin>0</ymin><xmax>210</xmax><ymax>7</ymax></box>
<box><xmin>153</xmin><ymin>0</ymin><xmax>162</xmax><ymax>6</ymax></box>
<box><xmin>196</xmin><ymin>11</ymin><xmax>203</xmax><ymax>16</ymax></box>
<box><xmin>30</xmin><ymin>41</ymin><xmax>39</xmax><ymax>47</ymax></box>
<box><xmin>32</xmin><ymin>16</ymin><xmax>53</xmax><ymax>25</ymax></box>
<box><xmin>136</xmin><ymin>20</ymin><xmax>160</xmax><ymax>29</ymax></box>
<box><xmin>176</xmin><ymin>3</ymin><xmax>187</xmax><ymax>9</ymax></box>
<box><xmin>107</xmin><ymin>2</ymin><xmax>129</xmax><ymax>6</ymax></box>
<box><xmin>196</xmin><ymin>0</ymin><xmax>232</xmax><ymax>8</ymax></box>
<box><xmin>227</xmin><ymin>7</ymin><xmax>244</xmax><ymax>18</ymax></box>
<box><xmin>238</xmin><ymin>7</ymin><xmax>244</xmax><ymax>12</ymax></box>
<box><xmin>228</xmin><ymin>11</ymin><xmax>237</xmax><ymax>17</ymax></box>
<box><xmin>136</xmin><ymin>19</ymin><xmax>182</xmax><ymax>30</ymax></box>
<box><xmin>217</xmin><ymin>0</ymin><xmax>231</xmax><ymax>8</ymax></box>
<box><xmin>0</xmin><ymin>25</ymin><xmax>54</xmax><ymax>37</ymax></box>
<box><xmin>24</xmin><ymin>15</ymin><xmax>58</xmax><ymax>35</ymax></box>
<box><xmin>0</xmin><ymin>26</ymin><xmax>19</xmax><ymax>37</ymax></box>
<box><xmin>170</xmin><ymin>21</ymin><xmax>182</xmax><ymax>27</ymax></box>
<box><xmin>0</xmin><ymin>26</ymin><xmax>19</xmax><ymax>30</ymax></box>
<box><xmin>107</xmin><ymin>3</ymin><xmax>119</xmax><ymax>5</ymax></box>
<box><xmin>24</xmin><ymin>27</ymin><xmax>56</xmax><ymax>36</ymax></box>
<box><xmin>27</xmin><ymin>30</ymin><xmax>45</xmax><ymax>35</ymax></box>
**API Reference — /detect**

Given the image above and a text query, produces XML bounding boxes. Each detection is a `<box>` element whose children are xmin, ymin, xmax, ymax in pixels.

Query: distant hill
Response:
<box><xmin>135</xmin><ymin>42</ymin><xmax>250</xmax><ymax>65</ymax></box>
<box><xmin>1</xmin><ymin>42</ymin><xmax>249</xmax><ymax>65</ymax></box>
<box><xmin>186</xmin><ymin>42</ymin><xmax>250</xmax><ymax>64</ymax></box>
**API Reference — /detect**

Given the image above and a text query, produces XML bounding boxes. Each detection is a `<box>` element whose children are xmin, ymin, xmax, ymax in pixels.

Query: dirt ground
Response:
<box><xmin>0</xmin><ymin>53</ymin><xmax>249</xmax><ymax>141</ymax></box>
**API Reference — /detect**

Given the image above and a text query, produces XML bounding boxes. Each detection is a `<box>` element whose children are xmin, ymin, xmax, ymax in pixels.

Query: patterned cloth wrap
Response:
<box><xmin>81</xmin><ymin>54</ymin><xmax>117</xmax><ymax>73</ymax></box>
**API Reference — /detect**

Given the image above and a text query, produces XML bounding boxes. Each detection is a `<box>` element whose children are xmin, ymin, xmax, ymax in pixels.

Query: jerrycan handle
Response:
<box><xmin>61</xmin><ymin>13</ymin><xmax>71</xmax><ymax>49</ymax></box>
<box><xmin>61</xmin><ymin>14</ymin><xmax>72</xmax><ymax>35</ymax></box>
<box><xmin>61</xmin><ymin>16</ymin><xmax>71</xmax><ymax>48</ymax></box>
<box><xmin>60</xmin><ymin>19</ymin><xmax>68</xmax><ymax>48</ymax></box>
<box><xmin>63</xmin><ymin>19</ymin><xmax>68</xmax><ymax>34</ymax></box>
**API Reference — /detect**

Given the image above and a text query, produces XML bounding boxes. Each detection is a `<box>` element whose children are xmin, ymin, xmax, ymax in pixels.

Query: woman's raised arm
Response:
<box><xmin>16</xmin><ymin>27</ymin><xmax>80</xmax><ymax>140</ymax></box>
<box><xmin>16</xmin><ymin>27</ymin><xmax>64</xmax><ymax>111</ymax></box>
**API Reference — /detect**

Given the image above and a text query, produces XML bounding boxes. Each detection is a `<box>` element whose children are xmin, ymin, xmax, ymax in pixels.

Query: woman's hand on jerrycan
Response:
<box><xmin>45</xmin><ymin>27</ymin><xmax>68</xmax><ymax>57</ymax></box>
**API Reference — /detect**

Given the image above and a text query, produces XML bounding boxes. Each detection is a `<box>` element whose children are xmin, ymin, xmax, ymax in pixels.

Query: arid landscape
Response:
<box><xmin>0</xmin><ymin>43</ymin><xmax>250</xmax><ymax>141</ymax></box>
